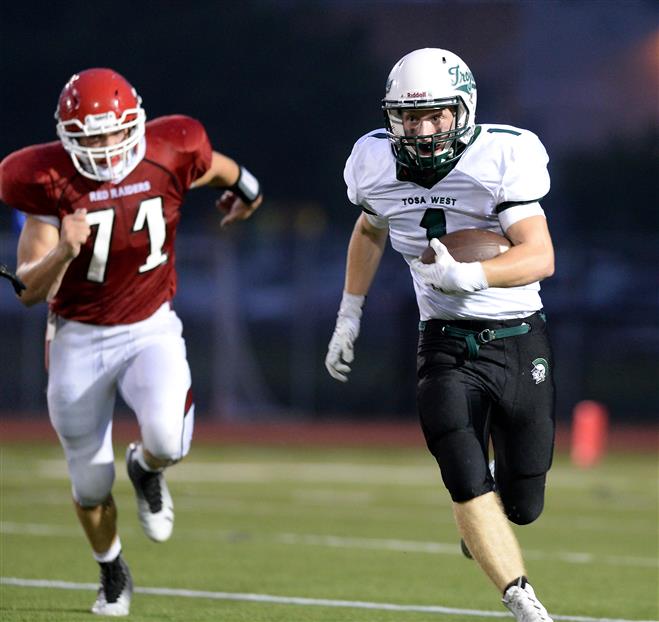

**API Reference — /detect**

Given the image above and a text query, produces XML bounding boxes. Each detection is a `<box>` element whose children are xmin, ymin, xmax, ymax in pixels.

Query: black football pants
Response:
<box><xmin>416</xmin><ymin>311</ymin><xmax>555</xmax><ymax>525</ymax></box>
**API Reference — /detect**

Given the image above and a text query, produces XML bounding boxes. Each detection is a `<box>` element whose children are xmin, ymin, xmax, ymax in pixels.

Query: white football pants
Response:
<box><xmin>47</xmin><ymin>303</ymin><xmax>194</xmax><ymax>507</ymax></box>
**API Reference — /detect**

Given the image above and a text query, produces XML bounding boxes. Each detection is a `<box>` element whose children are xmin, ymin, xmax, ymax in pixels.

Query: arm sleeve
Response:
<box><xmin>497</xmin><ymin>131</ymin><xmax>550</xmax><ymax>206</ymax></box>
<box><xmin>344</xmin><ymin>147</ymin><xmax>362</xmax><ymax>207</ymax></box>
<box><xmin>364</xmin><ymin>212</ymin><xmax>389</xmax><ymax>229</ymax></box>
<box><xmin>161</xmin><ymin>116</ymin><xmax>213</xmax><ymax>190</ymax></box>
<box><xmin>344</xmin><ymin>135</ymin><xmax>388</xmax><ymax>229</ymax></box>
<box><xmin>182</xmin><ymin>119</ymin><xmax>213</xmax><ymax>188</ymax></box>
<box><xmin>0</xmin><ymin>148</ymin><xmax>58</xmax><ymax>217</ymax></box>
<box><xmin>31</xmin><ymin>213</ymin><xmax>60</xmax><ymax>227</ymax></box>
<box><xmin>498</xmin><ymin>201</ymin><xmax>545</xmax><ymax>232</ymax></box>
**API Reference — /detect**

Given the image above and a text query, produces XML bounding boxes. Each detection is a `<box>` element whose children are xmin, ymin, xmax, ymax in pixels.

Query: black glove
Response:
<box><xmin>0</xmin><ymin>264</ymin><xmax>26</xmax><ymax>295</ymax></box>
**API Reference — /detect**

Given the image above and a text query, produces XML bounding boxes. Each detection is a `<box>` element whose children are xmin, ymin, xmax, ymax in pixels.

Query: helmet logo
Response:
<box><xmin>448</xmin><ymin>64</ymin><xmax>475</xmax><ymax>94</ymax></box>
<box><xmin>530</xmin><ymin>358</ymin><xmax>549</xmax><ymax>384</ymax></box>
<box><xmin>406</xmin><ymin>91</ymin><xmax>428</xmax><ymax>98</ymax></box>
<box><xmin>385</xmin><ymin>78</ymin><xmax>393</xmax><ymax>95</ymax></box>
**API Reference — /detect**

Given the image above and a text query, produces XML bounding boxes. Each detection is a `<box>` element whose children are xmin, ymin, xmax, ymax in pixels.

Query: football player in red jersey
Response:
<box><xmin>0</xmin><ymin>68</ymin><xmax>263</xmax><ymax>616</ymax></box>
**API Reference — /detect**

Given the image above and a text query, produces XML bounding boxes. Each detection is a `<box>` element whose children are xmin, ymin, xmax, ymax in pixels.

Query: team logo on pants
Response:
<box><xmin>530</xmin><ymin>358</ymin><xmax>549</xmax><ymax>384</ymax></box>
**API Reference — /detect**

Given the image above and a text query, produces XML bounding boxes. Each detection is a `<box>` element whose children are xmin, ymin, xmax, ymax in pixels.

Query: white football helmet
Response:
<box><xmin>55</xmin><ymin>68</ymin><xmax>146</xmax><ymax>182</ymax></box>
<box><xmin>382</xmin><ymin>48</ymin><xmax>477</xmax><ymax>170</ymax></box>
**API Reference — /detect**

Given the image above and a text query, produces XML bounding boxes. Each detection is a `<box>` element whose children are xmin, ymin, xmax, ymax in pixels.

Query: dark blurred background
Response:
<box><xmin>1</xmin><ymin>0</ymin><xmax>657</xmax><ymax>425</ymax></box>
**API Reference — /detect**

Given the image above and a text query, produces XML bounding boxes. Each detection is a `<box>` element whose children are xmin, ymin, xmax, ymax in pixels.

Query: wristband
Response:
<box><xmin>230</xmin><ymin>166</ymin><xmax>261</xmax><ymax>204</ymax></box>
<box><xmin>0</xmin><ymin>263</ymin><xmax>26</xmax><ymax>295</ymax></box>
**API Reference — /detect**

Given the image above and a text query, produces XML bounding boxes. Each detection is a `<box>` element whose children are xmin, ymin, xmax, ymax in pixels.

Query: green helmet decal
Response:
<box><xmin>531</xmin><ymin>358</ymin><xmax>549</xmax><ymax>384</ymax></box>
<box><xmin>448</xmin><ymin>64</ymin><xmax>475</xmax><ymax>94</ymax></box>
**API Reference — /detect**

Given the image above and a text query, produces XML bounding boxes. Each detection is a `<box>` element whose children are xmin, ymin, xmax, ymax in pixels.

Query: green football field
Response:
<box><xmin>1</xmin><ymin>442</ymin><xmax>657</xmax><ymax>621</ymax></box>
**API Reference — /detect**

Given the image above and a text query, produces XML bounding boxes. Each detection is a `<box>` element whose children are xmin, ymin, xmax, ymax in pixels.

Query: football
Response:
<box><xmin>421</xmin><ymin>229</ymin><xmax>511</xmax><ymax>264</ymax></box>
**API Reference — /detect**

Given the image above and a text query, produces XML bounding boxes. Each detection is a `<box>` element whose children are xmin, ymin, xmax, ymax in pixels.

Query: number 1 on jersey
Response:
<box><xmin>420</xmin><ymin>208</ymin><xmax>447</xmax><ymax>240</ymax></box>
<box><xmin>133</xmin><ymin>197</ymin><xmax>168</xmax><ymax>273</ymax></box>
<box><xmin>85</xmin><ymin>197</ymin><xmax>168</xmax><ymax>283</ymax></box>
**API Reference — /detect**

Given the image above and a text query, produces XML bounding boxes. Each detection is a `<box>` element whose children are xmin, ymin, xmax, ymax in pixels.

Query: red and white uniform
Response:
<box><xmin>0</xmin><ymin>115</ymin><xmax>211</xmax><ymax>506</ymax></box>
<box><xmin>0</xmin><ymin>115</ymin><xmax>212</xmax><ymax>324</ymax></box>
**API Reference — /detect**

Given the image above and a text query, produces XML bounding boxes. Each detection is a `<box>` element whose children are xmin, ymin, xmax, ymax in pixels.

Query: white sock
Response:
<box><xmin>93</xmin><ymin>536</ymin><xmax>122</xmax><ymax>563</ymax></box>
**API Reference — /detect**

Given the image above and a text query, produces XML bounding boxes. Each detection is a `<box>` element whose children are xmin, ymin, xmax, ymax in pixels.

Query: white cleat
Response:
<box><xmin>503</xmin><ymin>580</ymin><xmax>553</xmax><ymax>622</ymax></box>
<box><xmin>91</xmin><ymin>555</ymin><xmax>132</xmax><ymax>617</ymax></box>
<box><xmin>126</xmin><ymin>442</ymin><xmax>174</xmax><ymax>542</ymax></box>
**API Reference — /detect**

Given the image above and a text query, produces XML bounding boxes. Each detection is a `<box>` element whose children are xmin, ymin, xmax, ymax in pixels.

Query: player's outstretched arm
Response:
<box><xmin>16</xmin><ymin>211</ymin><xmax>90</xmax><ymax>306</ymax></box>
<box><xmin>325</xmin><ymin>214</ymin><xmax>388</xmax><ymax>382</ymax></box>
<box><xmin>190</xmin><ymin>151</ymin><xmax>262</xmax><ymax>228</ymax></box>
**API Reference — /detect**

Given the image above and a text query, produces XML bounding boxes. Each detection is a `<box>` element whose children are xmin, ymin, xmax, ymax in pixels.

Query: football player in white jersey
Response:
<box><xmin>326</xmin><ymin>48</ymin><xmax>556</xmax><ymax>621</ymax></box>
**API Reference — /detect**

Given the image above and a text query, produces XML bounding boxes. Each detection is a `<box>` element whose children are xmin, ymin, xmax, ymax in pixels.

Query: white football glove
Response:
<box><xmin>410</xmin><ymin>238</ymin><xmax>489</xmax><ymax>294</ymax></box>
<box><xmin>325</xmin><ymin>292</ymin><xmax>365</xmax><ymax>382</ymax></box>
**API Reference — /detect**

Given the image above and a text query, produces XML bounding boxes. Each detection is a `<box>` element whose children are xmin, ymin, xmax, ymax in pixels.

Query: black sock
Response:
<box><xmin>503</xmin><ymin>575</ymin><xmax>527</xmax><ymax>595</ymax></box>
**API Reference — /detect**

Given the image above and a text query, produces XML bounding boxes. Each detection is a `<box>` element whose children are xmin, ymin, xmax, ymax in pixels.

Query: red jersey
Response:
<box><xmin>0</xmin><ymin>115</ymin><xmax>212</xmax><ymax>325</ymax></box>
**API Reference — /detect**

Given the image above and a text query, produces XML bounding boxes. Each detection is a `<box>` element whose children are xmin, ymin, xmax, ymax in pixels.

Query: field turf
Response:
<box><xmin>1</xmin><ymin>442</ymin><xmax>657</xmax><ymax>621</ymax></box>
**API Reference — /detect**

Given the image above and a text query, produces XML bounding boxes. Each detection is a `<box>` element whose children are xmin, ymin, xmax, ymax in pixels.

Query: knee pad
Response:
<box><xmin>499</xmin><ymin>473</ymin><xmax>546</xmax><ymax>525</ymax></box>
<box><xmin>141</xmin><ymin>405</ymin><xmax>194</xmax><ymax>463</ymax></box>
<box><xmin>70</xmin><ymin>461</ymin><xmax>115</xmax><ymax>508</ymax></box>
<box><xmin>433</xmin><ymin>428</ymin><xmax>494</xmax><ymax>503</ymax></box>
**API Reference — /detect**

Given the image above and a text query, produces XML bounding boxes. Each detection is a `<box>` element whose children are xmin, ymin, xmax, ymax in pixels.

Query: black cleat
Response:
<box><xmin>91</xmin><ymin>554</ymin><xmax>132</xmax><ymax>616</ymax></box>
<box><xmin>126</xmin><ymin>442</ymin><xmax>174</xmax><ymax>542</ymax></box>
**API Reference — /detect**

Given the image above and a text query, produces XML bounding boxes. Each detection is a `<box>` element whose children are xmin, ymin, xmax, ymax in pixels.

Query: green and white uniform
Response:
<box><xmin>344</xmin><ymin>124</ymin><xmax>550</xmax><ymax>320</ymax></box>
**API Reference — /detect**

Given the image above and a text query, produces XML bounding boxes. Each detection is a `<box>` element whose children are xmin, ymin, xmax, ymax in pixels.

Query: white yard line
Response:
<box><xmin>2</xmin><ymin>522</ymin><xmax>656</xmax><ymax>569</ymax></box>
<box><xmin>33</xmin><ymin>459</ymin><xmax>655</xmax><ymax>492</ymax></box>
<box><xmin>1</xmin><ymin>577</ymin><xmax>656</xmax><ymax>622</ymax></box>
<box><xmin>36</xmin><ymin>459</ymin><xmax>441</xmax><ymax>485</ymax></box>
<box><xmin>274</xmin><ymin>532</ymin><xmax>658</xmax><ymax>568</ymax></box>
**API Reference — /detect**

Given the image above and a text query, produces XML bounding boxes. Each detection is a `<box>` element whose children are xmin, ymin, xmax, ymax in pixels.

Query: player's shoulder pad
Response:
<box><xmin>349</xmin><ymin>129</ymin><xmax>391</xmax><ymax>160</ymax></box>
<box><xmin>344</xmin><ymin>129</ymin><xmax>392</xmax><ymax>206</ymax></box>
<box><xmin>476</xmin><ymin>124</ymin><xmax>548</xmax><ymax>162</ymax></box>
<box><xmin>470</xmin><ymin>124</ymin><xmax>550</xmax><ymax>204</ymax></box>
<box><xmin>0</xmin><ymin>142</ymin><xmax>71</xmax><ymax>214</ymax></box>
<box><xmin>146</xmin><ymin>115</ymin><xmax>210</xmax><ymax>154</ymax></box>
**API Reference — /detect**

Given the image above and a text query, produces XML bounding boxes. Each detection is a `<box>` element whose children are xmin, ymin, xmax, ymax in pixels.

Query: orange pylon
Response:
<box><xmin>571</xmin><ymin>400</ymin><xmax>609</xmax><ymax>467</ymax></box>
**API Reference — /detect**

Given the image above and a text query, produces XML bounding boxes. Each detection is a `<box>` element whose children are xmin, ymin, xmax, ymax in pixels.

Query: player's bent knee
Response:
<box><xmin>499</xmin><ymin>473</ymin><xmax>547</xmax><ymax>525</ymax></box>
<box><xmin>432</xmin><ymin>429</ymin><xmax>493</xmax><ymax>502</ymax></box>
<box><xmin>75</xmin><ymin>494</ymin><xmax>113</xmax><ymax>511</ymax></box>
<box><xmin>74</xmin><ymin>487</ymin><xmax>114</xmax><ymax>507</ymax></box>
<box><xmin>74</xmin><ymin>484</ymin><xmax>114</xmax><ymax>508</ymax></box>
<box><xmin>504</xmin><ymin>497</ymin><xmax>544</xmax><ymax>525</ymax></box>
<box><xmin>70</xmin><ymin>464</ymin><xmax>115</xmax><ymax>507</ymax></box>
<box><xmin>144</xmin><ymin>439</ymin><xmax>189</xmax><ymax>464</ymax></box>
<box><xmin>141</xmin><ymin>404</ymin><xmax>194</xmax><ymax>464</ymax></box>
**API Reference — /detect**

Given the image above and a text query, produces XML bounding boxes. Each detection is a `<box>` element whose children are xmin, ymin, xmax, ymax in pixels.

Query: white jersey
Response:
<box><xmin>344</xmin><ymin>124</ymin><xmax>550</xmax><ymax>320</ymax></box>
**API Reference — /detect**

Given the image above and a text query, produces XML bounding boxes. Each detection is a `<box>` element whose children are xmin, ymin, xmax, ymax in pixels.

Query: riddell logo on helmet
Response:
<box><xmin>406</xmin><ymin>91</ymin><xmax>427</xmax><ymax>98</ymax></box>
